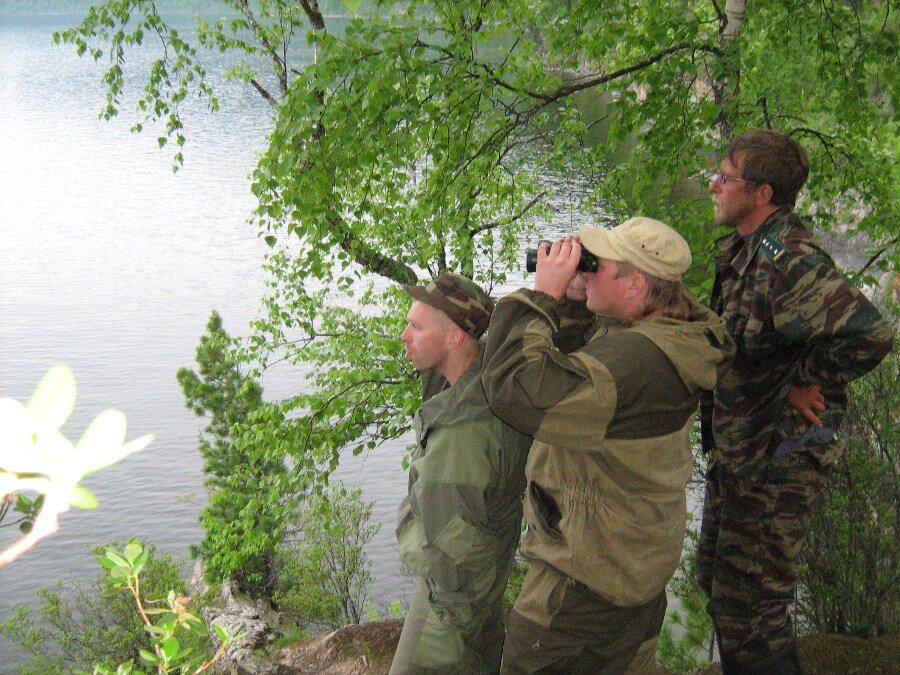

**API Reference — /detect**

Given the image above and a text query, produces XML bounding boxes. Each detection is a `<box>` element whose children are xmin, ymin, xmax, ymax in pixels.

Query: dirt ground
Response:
<box><xmin>273</xmin><ymin>621</ymin><xmax>899</xmax><ymax>674</ymax></box>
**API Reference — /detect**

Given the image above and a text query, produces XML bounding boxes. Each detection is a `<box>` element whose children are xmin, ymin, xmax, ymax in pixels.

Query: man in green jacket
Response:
<box><xmin>390</xmin><ymin>273</ymin><xmax>532</xmax><ymax>675</ymax></box>
<box><xmin>482</xmin><ymin>218</ymin><xmax>734</xmax><ymax>673</ymax></box>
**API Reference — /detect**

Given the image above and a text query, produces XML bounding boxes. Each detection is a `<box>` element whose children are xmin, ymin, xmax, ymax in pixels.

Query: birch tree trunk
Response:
<box><xmin>715</xmin><ymin>0</ymin><xmax>747</xmax><ymax>139</ymax></box>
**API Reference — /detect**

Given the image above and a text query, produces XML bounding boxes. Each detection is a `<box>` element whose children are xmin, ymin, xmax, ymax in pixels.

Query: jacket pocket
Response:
<box><xmin>396</xmin><ymin>502</ymin><xmax>428</xmax><ymax>577</ymax></box>
<box><xmin>528</xmin><ymin>481</ymin><xmax>563</xmax><ymax>540</ymax></box>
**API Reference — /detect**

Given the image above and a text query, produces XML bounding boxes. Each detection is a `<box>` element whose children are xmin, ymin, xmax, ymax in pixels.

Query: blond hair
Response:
<box><xmin>612</xmin><ymin>261</ymin><xmax>694</xmax><ymax>321</ymax></box>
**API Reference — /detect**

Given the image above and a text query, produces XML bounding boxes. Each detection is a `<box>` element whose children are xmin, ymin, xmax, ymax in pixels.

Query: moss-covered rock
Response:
<box><xmin>798</xmin><ymin>632</ymin><xmax>899</xmax><ymax>674</ymax></box>
<box><xmin>695</xmin><ymin>633</ymin><xmax>899</xmax><ymax>674</ymax></box>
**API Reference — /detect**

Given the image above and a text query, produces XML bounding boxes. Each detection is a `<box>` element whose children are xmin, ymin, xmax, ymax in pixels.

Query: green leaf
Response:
<box><xmin>183</xmin><ymin>615</ymin><xmax>206</xmax><ymax>634</ymax></box>
<box><xmin>213</xmin><ymin>623</ymin><xmax>229</xmax><ymax>643</ymax></box>
<box><xmin>337</xmin><ymin>0</ymin><xmax>359</xmax><ymax>14</ymax></box>
<box><xmin>109</xmin><ymin>567</ymin><xmax>131</xmax><ymax>580</ymax></box>
<box><xmin>26</xmin><ymin>365</ymin><xmax>76</xmax><ymax>430</ymax></box>
<box><xmin>124</xmin><ymin>540</ymin><xmax>143</xmax><ymax>565</ymax></box>
<box><xmin>68</xmin><ymin>485</ymin><xmax>99</xmax><ymax>509</ymax></box>
<box><xmin>138</xmin><ymin>649</ymin><xmax>158</xmax><ymax>664</ymax></box>
<box><xmin>103</xmin><ymin>550</ymin><xmax>131</xmax><ymax>569</ymax></box>
<box><xmin>144</xmin><ymin>606</ymin><xmax>175</xmax><ymax>615</ymax></box>
<box><xmin>98</xmin><ymin>554</ymin><xmax>119</xmax><ymax>570</ymax></box>
<box><xmin>161</xmin><ymin>636</ymin><xmax>179</xmax><ymax>660</ymax></box>
<box><xmin>132</xmin><ymin>551</ymin><xmax>150</xmax><ymax>575</ymax></box>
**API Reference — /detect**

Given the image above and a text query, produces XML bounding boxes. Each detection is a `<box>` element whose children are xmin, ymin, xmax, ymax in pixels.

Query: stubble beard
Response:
<box><xmin>713</xmin><ymin>197</ymin><xmax>746</xmax><ymax>229</ymax></box>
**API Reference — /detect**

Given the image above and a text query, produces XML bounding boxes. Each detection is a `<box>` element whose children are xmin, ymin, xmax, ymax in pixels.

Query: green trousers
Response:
<box><xmin>389</xmin><ymin>577</ymin><xmax>504</xmax><ymax>674</ymax></box>
<box><xmin>500</xmin><ymin>563</ymin><xmax>667</xmax><ymax>674</ymax></box>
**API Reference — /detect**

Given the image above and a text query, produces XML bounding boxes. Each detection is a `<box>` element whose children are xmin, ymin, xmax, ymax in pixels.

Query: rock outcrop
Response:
<box><xmin>275</xmin><ymin>619</ymin><xmax>403</xmax><ymax>674</ymax></box>
<box><xmin>190</xmin><ymin>562</ymin><xmax>281</xmax><ymax>674</ymax></box>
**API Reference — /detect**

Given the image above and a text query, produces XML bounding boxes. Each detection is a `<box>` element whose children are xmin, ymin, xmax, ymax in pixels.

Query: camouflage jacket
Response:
<box><xmin>706</xmin><ymin>208</ymin><xmax>893</xmax><ymax>478</ymax></box>
<box><xmin>394</xmin><ymin>344</ymin><xmax>531</xmax><ymax>672</ymax></box>
<box><xmin>482</xmin><ymin>291</ymin><xmax>733</xmax><ymax>606</ymax></box>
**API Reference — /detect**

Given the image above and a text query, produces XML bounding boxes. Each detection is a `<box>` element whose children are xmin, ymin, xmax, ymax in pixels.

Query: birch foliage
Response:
<box><xmin>58</xmin><ymin>0</ymin><xmax>898</xmax><ymax>477</ymax></box>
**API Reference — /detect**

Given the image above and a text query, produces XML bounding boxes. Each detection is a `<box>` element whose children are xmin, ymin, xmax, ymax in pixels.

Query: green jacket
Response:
<box><xmin>394</xmin><ymin>344</ymin><xmax>532</xmax><ymax>673</ymax></box>
<box><xmin>482</xmin><ymin>291</ymin><xmax>733</xmax><ymax>606</ymax></box>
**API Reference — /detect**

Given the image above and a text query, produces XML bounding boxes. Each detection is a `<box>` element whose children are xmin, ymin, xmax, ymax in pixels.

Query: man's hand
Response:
<box><xmin>565</xmin><ymin>272</ymin><xmax>588</xmax><ymax>301</ymax></box>
<box><xmin>789</xmin><ymin>384</ymin><xmax>825</xmax><ymax>427</ymax></box>
<box><xmin>533</xmin><ymin>236</ymin><xmax>581</xmax><ymax>300</ymax></box>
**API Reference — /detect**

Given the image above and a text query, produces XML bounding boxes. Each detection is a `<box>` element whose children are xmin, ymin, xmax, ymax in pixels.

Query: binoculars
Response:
<box><xmin>525</xmin><ymin>242</ymin><xmax>599</xmax><ymax>273</ymax></box>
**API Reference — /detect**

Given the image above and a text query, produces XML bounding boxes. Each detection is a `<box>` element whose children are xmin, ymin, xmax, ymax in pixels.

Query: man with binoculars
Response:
<box><xmin>481</xmin><ymin>217</ymin><xmax>734</xmax><ymax>673</ymax></box>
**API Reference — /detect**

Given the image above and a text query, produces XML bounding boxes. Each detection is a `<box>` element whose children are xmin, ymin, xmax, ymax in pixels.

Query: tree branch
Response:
<box><xmin>411</xmin><ymin>37</ymin><xmax>692</xmax><ymax>109</ymax></box>
<box><xmin>758</xmin><ymin>95</ymin><xmax>772</xmax><ymax>128</ymax></box>
<box><xmin>470</xmin><ymin>190</ymin><xmax>548</xmax><ymax>236</ymax></box>
<box><xmin>250</xmin><ymin>78</ymin><xmax>278</xmax><ymax>106</ymax></box>
<box><xmin>788</xmin><ymin>126</ymin><xmax>854</xmax><ymax>169</ymax></box>
<box><xmin>235</xmin><ymin>0</ymin><xmax>288</xmax><ymax>95</ymax></box>
<box><xmin>331</xmin><ymin>216</ymin><xmax>418</xmax><ymax>285</ymax></box>
<box><xmin>299</xmin><ymin>0</ymin><xmax>326</xmax><ymax>32</ymax></box>
<box><xmin>526</xmin><ymin>42</ymin><xmax>693</xmax><ymax>104</ymax></box>
<box><xmin>856</xmin><ymin>235</ymin><xmax>899</xmax><ymax>277</ymax></box>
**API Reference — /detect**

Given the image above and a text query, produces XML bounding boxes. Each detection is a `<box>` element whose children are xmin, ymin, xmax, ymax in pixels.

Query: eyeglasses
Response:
<box><xmin>707</xmin><ymin>171</ymin><xmax>758</xmax><ymax>186</ymax></box>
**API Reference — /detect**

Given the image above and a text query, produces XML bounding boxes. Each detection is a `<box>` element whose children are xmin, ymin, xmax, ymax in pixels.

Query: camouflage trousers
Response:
<box><xmin>500</xmin><ymin>562</ymin><xmax>667</xmax><ymax>674</ymax></box>
<box><xmin>697</xmin><ymin>453</ymin><xmax>831</xmax><ymax>671</ymax></box>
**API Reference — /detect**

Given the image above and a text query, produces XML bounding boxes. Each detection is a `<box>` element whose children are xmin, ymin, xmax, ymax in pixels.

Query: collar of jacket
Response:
<box><xmin>416</xmin><ymin>341</ymin><xmax>493</xmax><ymax>438</ymax></box>
<box><xmin>715</xmin><ymin>207</ymin><xmax>794</xmax><ymax>278</ymax></box>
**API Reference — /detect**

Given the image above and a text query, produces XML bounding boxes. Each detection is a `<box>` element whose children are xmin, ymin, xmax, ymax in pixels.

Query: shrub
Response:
<box><xmin>274</xmin><ymin>483</ymin><xmax>379</xmax><ymax>630</ymax></box>
<box><xmin>178</xmin><ymin>311</ymin><xmax>305</xmax><ymax>598</ymax></box>
<box><xmin>797</xmin><ymin>349</ymin><xmax>899</xmax><ymax>638</ymax></box>
<box><xmin>0</xmin><ymin>541</ymin><xmax>209</xmax><ymax>672</ymax></box>
<box><xmin>657</xmin><ymin>525</ymin><xmax>714</xmax><ymax>673</ymax></box>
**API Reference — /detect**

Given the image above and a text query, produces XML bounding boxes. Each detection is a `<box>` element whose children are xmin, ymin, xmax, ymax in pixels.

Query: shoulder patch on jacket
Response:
<box><xmin>759</xmin><ymin>235</ymin><xmax>791</xmax><ymax>268</ymax></box>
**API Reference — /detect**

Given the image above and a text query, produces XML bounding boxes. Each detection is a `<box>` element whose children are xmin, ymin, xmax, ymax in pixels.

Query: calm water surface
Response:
<box><xmin>0</xmin><ymin>13</ymin><xmax>416</xmax><ymax>666</ymax></box>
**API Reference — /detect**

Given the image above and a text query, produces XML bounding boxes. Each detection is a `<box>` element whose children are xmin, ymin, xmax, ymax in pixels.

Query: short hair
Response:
<box><xmin>613</xmin><ymin>261</ymin><xmax>694</xmax><ymax>321</ymax></box>
<box><xmin>725</xmin><ymin>129</ymin><xmax>809</xmax><ymax>207</ymax></box>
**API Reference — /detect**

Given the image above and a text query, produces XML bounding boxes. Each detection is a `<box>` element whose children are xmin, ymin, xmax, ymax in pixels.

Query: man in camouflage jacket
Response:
<box><xmin>699</xmin><ymin>129</ymin><xmax>893</xmax><ymax>673</ymax></box>
<box><xmin>389</xmin><ymin>273</ymin><xmax>532</xmax><ymax>674</ymax></box>
<box><xmin>482</xmin><ymin>218</ymin><xmax>734</xmax><ymax>673</ymax></box>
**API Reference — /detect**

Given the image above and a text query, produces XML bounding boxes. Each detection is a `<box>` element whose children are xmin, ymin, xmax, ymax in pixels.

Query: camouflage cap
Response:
<box><xmin>403</xmin><ymin>273</ymin><xmax>495</xmax><ymax>338</ymax></box>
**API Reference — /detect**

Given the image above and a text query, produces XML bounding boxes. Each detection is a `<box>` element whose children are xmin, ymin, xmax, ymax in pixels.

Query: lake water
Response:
<box><xmin>0</xmin><ymin>11</ymin><xmax>608</xmax><ymax>669</ymax></box>
<box><xmin>0</xmin><ymin>10</ymin><xmax>406</xmax><ymax>666</ymax></box>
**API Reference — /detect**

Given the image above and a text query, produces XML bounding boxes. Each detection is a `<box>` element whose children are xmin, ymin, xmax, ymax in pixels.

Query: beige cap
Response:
<box><xmin>579</xmin><ymin>217</ymin><xmax>691</xmax><ymax>281</ymax></box>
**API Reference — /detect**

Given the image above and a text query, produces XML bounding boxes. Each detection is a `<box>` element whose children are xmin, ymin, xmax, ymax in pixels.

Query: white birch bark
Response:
<box><xmin>722</xmin><ymin>0</ymin><xmax>747</xmax><ymax>46</ymax></box>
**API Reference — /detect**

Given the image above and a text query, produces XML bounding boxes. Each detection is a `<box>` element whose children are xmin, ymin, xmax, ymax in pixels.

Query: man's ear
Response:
<box><xmin>446</xmin><ymin>326</ymin><xmax>467</xmax><ymax>350</ymax></box>
<box><xmin>754</xmin><ymin>182</ymin><xmax>774</xmax><ymax>207</ymax></box>
<box><xmin>630</xmin><ymin>271</ymin><xmax>650</xmax><ymax>297</ymax></box>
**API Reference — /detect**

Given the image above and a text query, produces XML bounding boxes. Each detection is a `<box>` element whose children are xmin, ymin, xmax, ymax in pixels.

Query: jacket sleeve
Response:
<box><xmin>481</xmin><ymin>289</ymin><xmax>615</xmax><ymax>449</ymax></box>
<box><xmin>772</xmin><ymin>249</ymin><xmax>893</xmax><ymax>387</ymax></box>
<box><xmin>551</xmin><ymin>297</ymin><xmax>599</xmax><ymax>353</ymax></box>
<box><xmin>404</xmin><ymin>424</ymin><xmax>506</xmax><ymax>626</ymax></box>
